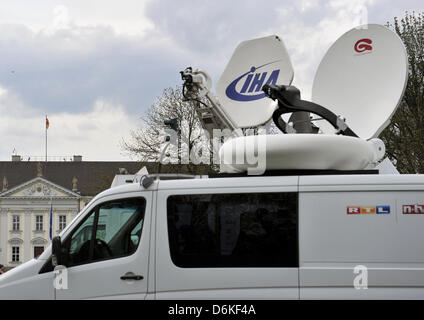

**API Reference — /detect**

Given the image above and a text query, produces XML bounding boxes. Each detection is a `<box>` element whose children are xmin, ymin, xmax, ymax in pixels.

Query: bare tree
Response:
<box><xmin>121</xmin><ymin>86</ymin><xmax>211</xmax><ymax>170</ymax></box>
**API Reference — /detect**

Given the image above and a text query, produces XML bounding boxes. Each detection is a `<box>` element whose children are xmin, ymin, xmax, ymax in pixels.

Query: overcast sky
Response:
<box><xmin>0</xmin><ymin>0</ymin><xmax>422</xmax><ymax>161</ymax></box>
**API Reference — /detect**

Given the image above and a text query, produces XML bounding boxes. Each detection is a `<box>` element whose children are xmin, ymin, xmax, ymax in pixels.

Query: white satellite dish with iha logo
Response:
<box><xmin>180</xmin><ymin>24</ymin><xmax>408</xmax><ymax>173</ymax></box>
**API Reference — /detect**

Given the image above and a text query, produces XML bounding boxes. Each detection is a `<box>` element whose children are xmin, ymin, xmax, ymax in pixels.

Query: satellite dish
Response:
<box><xmin>312</xmin><ymin>24</ymin><xmax>408</xmax><ymax>139</ymax></box>
<box><xmin>216</xmin><ymin>35</ymin><xmax>294</xmax><ymax>128</ymax></box>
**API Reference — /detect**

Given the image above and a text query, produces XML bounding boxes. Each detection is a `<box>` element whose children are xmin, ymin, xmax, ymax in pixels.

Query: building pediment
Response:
<box><xmin>31</xmin><ymin>237</ymin><xmax>48</xmax><ymax>245</ymax></box>
<box><xmin>1</xmin><ymin>177</ymin><xmax>80</xmax><ymax>198</ymax></box>
<box><xmin>8</xmin><ymin>238</ymin><xmax>23</xmax><ymax>245</ymax></box>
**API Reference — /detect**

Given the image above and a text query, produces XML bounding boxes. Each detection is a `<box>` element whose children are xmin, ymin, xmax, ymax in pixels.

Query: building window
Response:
<box><xmin>59</xmin><ymin>215</ymin><xmax>67</xmax><ymax>231</ymax></box>
<box><xmin>12</xmin><ymin>215</ymin><xmax>20</xmax><ymax>231</ymax></box>
<box><xmin>34</xmin><ymin>246</ymin><xmax>44</xmax><ymax>258</ymax></box>
<box><xmin>12</xmin><ymin>246</ymin><xmax>20</xmax><ymax>262</ymax></box>
<box><xmin>36</xmin><ymin>215</ymin><xmax>43</xmax><ymax>231</ymax></box>
<box><xmin>167</xmin><ymin>192</ymin><xmax>299</xmax><ymax>268</ymax></box>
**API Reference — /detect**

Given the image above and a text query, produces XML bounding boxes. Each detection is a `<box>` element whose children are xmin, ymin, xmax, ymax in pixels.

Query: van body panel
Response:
<box><xmin>299</xmin><ymin>174</ymin><xmax>424</xmax><ymax>192</ymax></box>
<box><xmin>155</xmin><ymin>180</ymin><xmax>299</xmax><ymax>299</ymax></box>
<box><xmin>301</xmin><ymin>267</ymin><xmax>424</xmax><ymax>286</ymax></box>
<box><xmin>0</xmin><ymin>259</ymin><xmax>54</xmax><ymax>299</ymax></box>
<box><xmin>299</xmin><ymin>175</ymin><xmax>424</xmax><ymax>299</ymax></box>
<box><xmin>147</xmin><ymin>188</ymin><xmax>158</xmax><ymax>295</ymax></box>
<box><xmin>300</xmin><ymin>288</ymin><xmax>424</xmax><ymax>300</ymax></box>
<box><xmin>157</xmin><ymin>176</ymin><xmax>298</xmax><ymax>191</ymax></box>
<box><xmin>156</xmin><ymin>288</ymin><xmax>298</xmax><ymax>300</ymax></box>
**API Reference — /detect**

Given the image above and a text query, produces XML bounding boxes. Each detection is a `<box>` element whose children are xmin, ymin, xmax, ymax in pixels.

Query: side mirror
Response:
<box><xmin>51</xmin><ymin>236</ymin><xmax>63</xmax><ymax>267</ymax></box>
<box><xmin>140</xmin><ymin>175</ymin><xmax>154</xmax><ymax>189</ymax></box>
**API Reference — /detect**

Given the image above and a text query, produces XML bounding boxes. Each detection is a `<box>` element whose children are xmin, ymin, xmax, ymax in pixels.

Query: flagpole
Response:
<box><xmin>45</xmin><ymin>115</ymin><xmax>47</xmax><ymax>163</ymax></box>
<box><xmin>49</xmin><ymin>197</ymin><xmax>53</xmax><ymax>241</ymax></box>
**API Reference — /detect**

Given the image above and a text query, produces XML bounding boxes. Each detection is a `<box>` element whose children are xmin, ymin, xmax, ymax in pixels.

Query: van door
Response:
<box><xmin>55</xmin><ymin>192</ymin><xmax>152</xmax><ymax>299</ymax></box>
<box><xmin>155</xmin><ymin>186</ymin><xmax>299</xmax><ymax>299</ymax></box>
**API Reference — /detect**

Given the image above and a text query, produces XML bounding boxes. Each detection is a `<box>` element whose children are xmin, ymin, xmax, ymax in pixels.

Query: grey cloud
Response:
<box><xmin>145</xmin><ymin>0</ymin><xmax>424</xmax><ymax>56</ymax></box>
<box><xmin>367</xmin><ymin>0</ymin><xmax>424</xmax><ymax>25</ymax></box>
<box><xmin>145</xmin><ymin>0</ymin><xmax>288</xmax><ymax>53</ymax></box>
<box><xmin>144</xmin><ymin>0</ymin><xmax>424</xmax><ymax>86</ymax></box>
<box><xmin>0</xmin><ymin>23</ymin><xmax>184</xmax><ymax>116</ymax></box>
<box><xmin>144</xmin><ymin>0</ymin><xmax>327</xmax><ymax>83</ymax></box>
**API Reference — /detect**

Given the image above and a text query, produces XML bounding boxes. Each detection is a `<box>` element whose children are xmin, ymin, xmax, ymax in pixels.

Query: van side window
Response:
<box><xmin>65</xmin><ymin>197</ymin><xmax>146</xmax><ymax>267</ymax></box>
<box><xmin>167</xmin><ymin>192</ymin><xmax>298</xmax><ymax>268</ymax></box>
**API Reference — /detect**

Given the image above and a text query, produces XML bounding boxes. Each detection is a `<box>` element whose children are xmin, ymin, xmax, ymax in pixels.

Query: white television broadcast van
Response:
<box><xmin>0</xmin><ymin>172</ymin><xmax>423</xmax><ymax>299</ymax></box>
<box><xmin>0</xmin><ymin>24</ymin><xmax>421</xmax><ymax>300</ymax></box>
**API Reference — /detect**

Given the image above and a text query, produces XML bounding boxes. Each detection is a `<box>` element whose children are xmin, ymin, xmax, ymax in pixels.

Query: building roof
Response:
<box><xmin>0</xmin><ymin>161</ymin><xmax>212</xmax><ymax>196</ymax></box>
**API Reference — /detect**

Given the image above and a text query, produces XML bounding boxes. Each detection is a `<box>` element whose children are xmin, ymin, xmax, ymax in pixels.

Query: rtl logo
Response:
<box><xmin>347</xmin><ymin>205</ymin><xmax>390</xmax><ymax>214</ymax></box>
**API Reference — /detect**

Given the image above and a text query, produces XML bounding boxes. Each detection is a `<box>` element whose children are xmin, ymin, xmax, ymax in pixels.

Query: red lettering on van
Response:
<box><xmin>347</xmin><ymin>206</ymin><xmax>361</xmax><ymax>214</ymax></box>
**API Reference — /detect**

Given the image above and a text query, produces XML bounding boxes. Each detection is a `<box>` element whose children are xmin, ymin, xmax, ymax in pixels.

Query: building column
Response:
<box><xmin>24</xmin><ymin>211</ymin><xmax>31</xmax><ymax>261</ymax></box>
<box><xmin>45</xmin><ymin>210</ymin><xmax>50</xmax><ymax>245</ymax></box>
<box><xmin>0</xmin><ymin>209</ymin><xmax>7</xmax><ymax>265</ymax></box>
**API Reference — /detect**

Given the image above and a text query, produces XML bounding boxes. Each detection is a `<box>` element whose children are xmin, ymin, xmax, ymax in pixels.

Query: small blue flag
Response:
<box><xmin>49</xmin><ymin>203</ymin><xmax>53</xmax><ymax>240</ymax></box>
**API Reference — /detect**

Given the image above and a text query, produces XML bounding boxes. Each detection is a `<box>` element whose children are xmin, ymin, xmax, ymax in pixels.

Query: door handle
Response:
<box><xmin>120</xmin><ymin>272</ymin><xmax>144</xmax><ymax>281</ymax></box>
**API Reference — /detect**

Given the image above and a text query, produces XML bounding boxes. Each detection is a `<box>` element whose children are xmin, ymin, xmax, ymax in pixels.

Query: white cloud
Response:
<box><xmin>0</xmin><ymin>1</ymin><xmax>155</xmax><ymax>36</ymax></box>
<box><xmin>46</xmin><ymin>99</ymin><xmax>138</xmax><ymax>160</ymax></box>
<box><xmin>297</xmin><ymin>0</ymin><xmax>319</xmax><ymax>12</ymax></box>
<box><xmin>0</xmin><ymin>86</ymin><xmax>6</xmax><ymax>97</ymax></box>
<box><xmin>52</xmin><ymin>5</ymin><xmax>71</xmax><ymax>30</ymax></box>
<box><xmin>263</xmin><ymin>0</ymin><xmax>380</xmax><ymax>101</ymax></box>
<box><xmin>0</xmin><ymin>90</ymin><xmax>137</xmax><ymax>160</ymax></box>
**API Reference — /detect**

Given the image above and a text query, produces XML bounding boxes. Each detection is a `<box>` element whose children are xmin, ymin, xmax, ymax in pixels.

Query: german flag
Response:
<box><xmin>46</xmin><ymin>116</ymin><xmax>49</xmax><ymax>129</ymax></box>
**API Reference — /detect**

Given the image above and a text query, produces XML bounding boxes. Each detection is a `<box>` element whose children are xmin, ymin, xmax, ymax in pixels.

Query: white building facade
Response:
<box><xmin>0</xmin><ymin>177</ymin><xmax>87</xmax><ymax>268</ymax></box>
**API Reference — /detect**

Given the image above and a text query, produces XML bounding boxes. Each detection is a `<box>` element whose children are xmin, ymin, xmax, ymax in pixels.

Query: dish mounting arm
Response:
<box><xmin>180</xmin><ymin>67</ymin><xmax>241</xmax><ymax>136</ymax></box>
<box><xmin>263</xmin><ymin>84</ymin><xmax>358</xmax><ymax>137</ymax></box>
